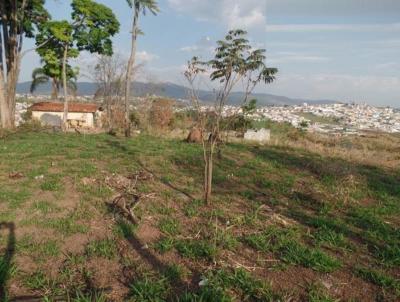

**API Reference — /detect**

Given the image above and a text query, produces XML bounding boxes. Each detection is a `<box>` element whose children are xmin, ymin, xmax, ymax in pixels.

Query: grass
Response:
<box><xmin>0</xmin><ymin>130</ymin><xmax>399</xmax><ymax>301</ymax></box>
<box><xmin>158</xmin><ymin>217</ymin><xmax>181</xmax><ymax>236</ymax></box>
<box><xmin>355</xmin><ymin>267</ymin><xmax>400</xmax><ymax>295</ymax></box>
<box><xmin>85</xmin><ymin>239</ymin><xmax>117</xmax><ymax>259</ymax></box>
<box><xmin>129</xmin><ymin>274</ymin><xmax>169</xmax><ymax>302</ymax></box>
<box><xmin>245</xmin><ymin>226</ymin><xmax>341</xmax><ymax>272</ymax></box>
<box><xmin>175</xmin><ymin>239</ymin><xmax>217</xmax><ymax>261</ymax></box>
<box><xmin>312</xmin><ymin>226</ymin><xmax>350</xmax><ymax>250</ymax></box>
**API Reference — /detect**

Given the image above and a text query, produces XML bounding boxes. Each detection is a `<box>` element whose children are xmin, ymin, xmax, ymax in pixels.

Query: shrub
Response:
<box><xmin>149</xmin><ymin>99</ymin><xmax>174</xmax><ymax>129</ymax></box>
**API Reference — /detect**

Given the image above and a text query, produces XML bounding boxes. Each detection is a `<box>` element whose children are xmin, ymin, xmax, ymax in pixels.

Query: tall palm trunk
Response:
<box><xmin>51</xmin><ymin>78</ymin><xmax>58</xmax><ymax>99</ymax></box>
<box><xmin>62</xmin><ymin>45</ymin><xmax>69</xmax><ymax>131</ymax></box>
<box><xmin>124</xmin><ymin>6</ymin><xmax>139</xmax><ymax>138</ymax></box>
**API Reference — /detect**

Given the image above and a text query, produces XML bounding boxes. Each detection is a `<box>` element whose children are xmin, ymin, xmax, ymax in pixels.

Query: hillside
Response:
<box><xmin>0</xmin><ymin>128</ymin><xmax>399</xmax><ymax>301</ymax></box>
<box><xmin>17</xmin><ymin>81</ymin><xmax>336</xmax><ymax>106</ymax></box>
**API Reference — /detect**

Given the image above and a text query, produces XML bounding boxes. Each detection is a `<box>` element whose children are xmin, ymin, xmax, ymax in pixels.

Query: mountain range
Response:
<box><xmin>17</xmin><ymin>81</ymin><xmax>336</xmax><ymax>106</ymax></box>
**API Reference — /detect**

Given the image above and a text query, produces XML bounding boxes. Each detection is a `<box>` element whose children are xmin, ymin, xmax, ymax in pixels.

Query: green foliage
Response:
<box><xmin>355</xmin><ymin>267</ymin><xmax>400</xmax><ymax>295</ymax></box>
<box><xmin>175</xmin><ymin>239</ymin><xmax>217</xmax><ymax>261</ymax></box>
<box><xmin>86</xmin><ymin>239</ymin><xmax>117</xmax><ymax>259</ymax></box>
<box><xmin>1</xmin><ymin>0</ymin><xmax>50</xmax><ymax>39</ymax></box>
<box><xmin>158</xmin><ymin>217</ymin><xmax>180</xmax><ymax>235</ymax></box>
<box><xmin>129</xmin><ymin>275</ymin><xmax>168</xmax><ymax>302</ymax></box>
<box><xmin>125</xmin><ymin>0</ymin><xmax>160</xmax><ymax>16</ymax></box>
<box><xmin>206</xmin><ymin>30</ymin><xmax>277</xmax><ymax>84</ymax></box>
<box><xmin>72</xmin><ymin>291</ymin><xmax>108</xmax><ymax>302</ymax></box>
<box><xmin>184</xmin><ymin>199</ymin><xmax>203</xmax><ymax>217</ymax></box>
<box><xmin>307</xmin><ymin>283</ymin><xmax>338</xmax><ymax>302</ymax></box>
<box><xmin>242</xmin><ymin>99</ymin><xmax>257</xmax><ymax>115</ymax></box>
<box><xmin>312</xmin><ymin>226</ymin><xmax>349</xmax><ymax>249</ymax></box>
<box><xmin>154</xmin><ymin>237</ymin><xmax>175</xmax><ymax>254</ymax></box>
<box><xmin>113</xmin><ymin>219</ymin><xmax>137</xmax><ymax>239</ymax></box>
<box><xmin>71</xmin><ymin>0</ymin><xmax>120</xmax><ymax>55</ymax></box>
<box><xmin>35</xmin><ymin>0</ymin><xmax>120</xmax><ymax>97</ymax></box>
<box><xmin>244</xmin><ymin>226</ymin><xmax>341</xmax><ymax>272</ymax></box>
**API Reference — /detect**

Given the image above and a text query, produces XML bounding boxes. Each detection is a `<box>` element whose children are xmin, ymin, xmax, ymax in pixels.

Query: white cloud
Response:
<box><xmin>136</xmin><ymin>51</ymin><xmax>159</xmax><ymax>63</ymax></box>
<box><xmin>180</xmin><ymin>36</ymin><xmax>214</xmax><ymax>54</ymax></box>
<box><xmin>168</xmin><ymin>0</ymin><xmax>266</xmax><ymax>30</ymax></box>
<box><xmin>269</xmin><ymin>51</ymin><xmax>330</xmax><ymax>64</ymax></box>
<box><xmin>265</xmin><ymin>23</ymin><xmax>400</xmax><ymax>32</ymax></box>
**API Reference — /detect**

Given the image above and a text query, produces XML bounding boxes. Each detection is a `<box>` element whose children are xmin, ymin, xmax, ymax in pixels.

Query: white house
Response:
<box><xmin>29</xmin><ymin>102</ymin><xmax>103</xmax><ymax>129</ymax></box>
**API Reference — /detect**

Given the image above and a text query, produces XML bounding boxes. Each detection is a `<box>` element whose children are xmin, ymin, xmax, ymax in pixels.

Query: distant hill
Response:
<box><xmin>17</xmin><ymin>81</ymin><xmax>336</xmax><ymax>106</ymax></box>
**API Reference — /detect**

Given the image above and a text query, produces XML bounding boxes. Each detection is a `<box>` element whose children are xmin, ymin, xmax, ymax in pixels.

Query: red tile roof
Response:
<box><xmin>29</xmin><ymin>102</ymin><xmax>101</xmax><ymax>113</ymax></box>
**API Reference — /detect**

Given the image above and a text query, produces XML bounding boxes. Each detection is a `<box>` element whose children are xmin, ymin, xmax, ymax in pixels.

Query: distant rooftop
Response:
<box><xmin>29</xmin><ymin>102</ymin><xmax>102</xmax><ymax>113</ymax></box>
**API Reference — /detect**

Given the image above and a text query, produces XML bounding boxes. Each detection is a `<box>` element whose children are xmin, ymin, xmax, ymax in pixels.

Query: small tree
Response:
<box><xmin>36</xmin><ymin>0</ymin><xmax>119</xmax><ymax>131</ymax></box>
<box><xmin>184</xmin><ymin>30</ymin><xmax>277</xmax><ymax>203</ymax></box>
<box><xmin>149</xmin><ymin>98</ymin><xmax>174</xmax><ymax>129</ymax></box>
<box><xmin>30</xmin><ymin>64</ymin><xmax>78</xmax><ymax>99</ymax></box>
<box><xmin>123</xmin><ymin>0</ymin><xmax>159</xmax><ymax>138</ymax></box>
<box><xmin>91</xmin><ymin>54</ymin><xmax>126</xmax><ymax>130</ymax></box>
<box><xmin>0</xmin><ymin>0</ymin><xmax>49</xmax><ymax>129</ymax></box>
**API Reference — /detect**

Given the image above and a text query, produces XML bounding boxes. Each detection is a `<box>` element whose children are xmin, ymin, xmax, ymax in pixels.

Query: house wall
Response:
<box><xmin>32</xmin><ymin>111</ymin><xmax>95</xmax><ymax>128</ymax></box>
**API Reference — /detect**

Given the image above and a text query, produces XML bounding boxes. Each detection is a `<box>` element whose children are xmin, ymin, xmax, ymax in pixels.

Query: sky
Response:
<box><xmin>19</xmin><ymin>0</ymin><xmax>400</xmax><ymax>107</ymax></box>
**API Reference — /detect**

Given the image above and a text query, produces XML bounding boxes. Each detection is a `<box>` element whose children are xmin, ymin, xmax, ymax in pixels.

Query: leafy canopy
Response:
<box><xmin>0</xmin><ymin>0</ymin><xmax>50</xmax><ymax>38</ymax></box>
<box><xmin>125</xmin><ymin>0</ymin><xmax>160</xmax><ymax>15</ymax></box>
<box><xmin>34</xmin><ymin>0</ymin><xmax>120</xmax><ymax>89</ymax></box>
<box><xmin>208</xmin><ymin>29</ymin><xmax>277</xmax><ymax>85</ymax></box>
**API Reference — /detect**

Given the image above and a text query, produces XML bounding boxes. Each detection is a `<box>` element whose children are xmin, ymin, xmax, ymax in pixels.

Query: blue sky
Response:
<box><xmin>20</xmin><ymin>0</ymin><xmax>400</xmax><ymax>106</ymax></box>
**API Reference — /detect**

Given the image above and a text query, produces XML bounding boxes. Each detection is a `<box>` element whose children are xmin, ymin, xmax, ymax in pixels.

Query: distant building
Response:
<box><xmin>29</xmin><ymin>102</ymin><xmax>103</xmax><ymax>128</ymax></box>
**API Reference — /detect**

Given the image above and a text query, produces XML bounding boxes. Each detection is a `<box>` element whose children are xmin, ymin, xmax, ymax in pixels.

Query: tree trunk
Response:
<box><xmin>204</xmin><ymin>146</ymin><xmax>213</xmax><ymax>204</ymax></box>
<box><xmin>51</xmin><ymin>78</ymin><xmax>58</xmax><ymax>99</ymax></box>
<box><xmin>62</xmin><ymin>45</ymin><xmax>69</xmax><ymax>132</ymax></box>
<box><xmin>0</xmin><ymin>70</ymin><xmax>10</xmax><ymax>128</ymax></box>
<box><xmin>124</xmin><ymin>6</ymin><xmax>139</xmax><ymax>138</ymax></box>
<box><xmin>0</xmin><ymin>59</ymin><xmax>19</xmax><ymax>129</ymax></box>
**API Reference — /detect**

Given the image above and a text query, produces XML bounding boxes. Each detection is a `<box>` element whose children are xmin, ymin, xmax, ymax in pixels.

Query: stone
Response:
<box><xmin>244</xmin><ymin>128</ymin><xmax>270</xmax><ymax>144</ymax></box>
<box><xmin>186</xmin><ymin>127</ymin><xmax>202</xmax><ymax>143</ymax></box>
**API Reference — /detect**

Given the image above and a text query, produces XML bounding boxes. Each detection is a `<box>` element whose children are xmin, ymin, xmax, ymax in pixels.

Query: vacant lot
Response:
<box><xmin>0</xmin><ymin>131</ymin><xmax>399</xmax><ymax>301</ymax></box>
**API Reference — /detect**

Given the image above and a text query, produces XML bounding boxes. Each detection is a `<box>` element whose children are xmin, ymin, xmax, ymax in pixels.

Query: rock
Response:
<box><xmin>9</xmin><ymin>172</ymin><xmax>24</xmax><ymax>179</ymax></box>
<box><xmin>35</xmin><ymin>175</ymin><xmax>44</xmax><ymax>180</ymax></box>
<box><xmin>244</xmin><ymin>128</ymin><xmax>271</xmax><ymax>145</ymax></box>
<box><xmin>186</xmin><ymin>127</ymin><xmax>202</xmax><ymax>143</ymax></box>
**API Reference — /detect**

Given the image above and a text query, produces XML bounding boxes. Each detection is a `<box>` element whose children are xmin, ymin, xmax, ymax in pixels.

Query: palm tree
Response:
<box><xmin>30</xmin><ymin>67</ymin><xmax>78</xmax><ymax>99</ymax></box>
<box><xmin>30</xmin><ymin>68</ymin><xmax>58</xmax><ymax>99</ymax></box>
<box><xmin>124</xmin><ymin>0</ymin><xmax>159</xmax><ymax>137</ymax></box>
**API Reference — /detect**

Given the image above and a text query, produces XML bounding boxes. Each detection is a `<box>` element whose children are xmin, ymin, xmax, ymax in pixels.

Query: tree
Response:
<box><xmin>149</xmin><ymin>98</ymin><xmax>174</xmax><ymax>129</ymax></box>
<box><xmin>91</xmin><ymin>54</ymin><xmax>127</xmax><ymax>130</ymax></box>
<box><xmin>0</xmin><ymin>0</ymin><xmax>49</xmax><ymax>129</ymax></box>
<box><xmin>36</xmin><ymin>0</ymin><xmax>120</xmax><ymax>131</ymax></box>
<box><xmin>184</xmin><ymin>30</ymin><xmax>278</xmax><ymax>203</ymax></box>
<box><xmin>30</xmin><ymin>65</ymin><xmax>78</xmax><ymax>99</ymax></box>
<box><xmin>124</xmin><ymin>0</ymin><xmax>159</xmax><ymax>137</ymax></box>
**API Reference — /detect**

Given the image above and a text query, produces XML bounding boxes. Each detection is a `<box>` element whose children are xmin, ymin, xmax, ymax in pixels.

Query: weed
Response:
<box><xmin>0</xmin><ymin>188</ymin><xmax>31</xmax><ymax>209</ymax></box>
<box><xmin>355</xmin><ymin>267</ymin><xmax>400</xmax><ymax>294</ymax></box>
<box><xmin>184</xmin><ymin>199</ymin><xmax>203</xmax><ymax>217</ymax></box>
<box><xmin>312</xmin><ymin>226</ymin><xmax>350</xmax><ymax>249</ymax></box>
<box><xmin>129</xmin><ymin>274</ymin><xmax>169</xmax><ymax>302</ymax></box>
<box><xmin>24</xmin><ymin>271</ymin><xmax>54</xmax><ymax>291</ymax></box>
<box><xmin>30</xmin><ymin>200</ymin><xmax>59</xmax><ymax>215</ymax></box>
<box><xmin>113</xmin><ymin>219</ymin><xmax>137</xmax><ymax>239</ymax></box>
<box><xmin>86</xmin><ymin>239</ymin><xmax>116</xmax><ymax>259</ymax></box>
<box><xmin>158</xmin><ymin>217</ymin><xmax>181</xmax><ymax>236</ymax></box>
<box><xmin>154</xmin><ymin>237</ymin><xmax>175</xmax><ymax>254</ymax></box>
<box><xmin>175</xmin><ymin>239</ymin><xmax>217</xmax><ymax>261</ymax></box>
<box><xmin>216</xmin><ymin>229</ymin><xmax>239</xmax><ymax>250</ymax></box>
<box><xmin>163</xmin><ymin>264</ymin><xmax>185</xmax><ymax>282</ymax></box>
<box><xmin>71</xmin><ymin>290</ymin><xmax>108</xmax><ymax>302</ymax></box>
<box><xmin>40</xmin><ymin>175</ymin><xmax>63</xmax><ymax>191</ymax></box>
<box><xmin>245</xmin><ymin>226</ymin><xmax>341</xmax><ymax>272</ymax></box>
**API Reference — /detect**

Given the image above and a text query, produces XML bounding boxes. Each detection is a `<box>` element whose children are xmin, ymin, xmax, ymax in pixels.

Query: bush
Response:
<box><xmin>149</xmin><ymin>99</ymin><xmax>174</xmax><ymax>129</ymax></box>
